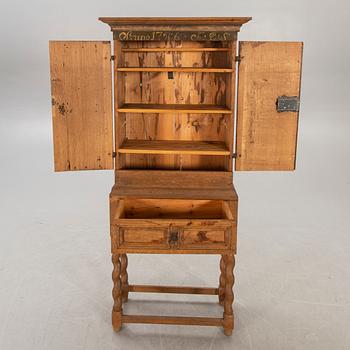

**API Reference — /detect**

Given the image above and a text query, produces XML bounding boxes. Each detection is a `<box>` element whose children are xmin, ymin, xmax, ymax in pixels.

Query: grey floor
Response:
<box><xmin>0</xmin><ymin>105</ymin><xmax>349</xmax><ymax>350</ymax></box>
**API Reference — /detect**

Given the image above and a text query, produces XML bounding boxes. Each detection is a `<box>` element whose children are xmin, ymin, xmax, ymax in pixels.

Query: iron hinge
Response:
<box><xmin>235</xmin><ymin>55</ymin><xmax>241</xmax><ymax>62</ymax></box>
<box><xmin>110</xmin><ymin>55</ymin><xmax>115</xmax><ymax>61</ymax></box>
<box><xmin>232</xmin><ymin>153</ymin><xmax>237</xmax><ymax>159</ymax></box>
<box><xmin>112</xmin><ymin>151</ymin><xmax>116</xmax><ymax>158</ymax></box>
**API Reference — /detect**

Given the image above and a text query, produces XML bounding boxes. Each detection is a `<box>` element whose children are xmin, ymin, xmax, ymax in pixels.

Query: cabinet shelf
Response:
<box><xmin>117</xmin><ymin>67</ymin><xmax>233</xmax><ymax>73</ymax></box>
<box><xmin>117</xmin><ymin>104</ymin><xmax>232</xmax><ymax>114</ymax></box>
<box><xmin>118</xmin><ymin>140</ymin><xmax>230</xmax><ymax>156</ymax></box>
<box><xmin>122</xmin><ymin>48</ymin><xmax>230</xmax><ymax>52</ymax></box>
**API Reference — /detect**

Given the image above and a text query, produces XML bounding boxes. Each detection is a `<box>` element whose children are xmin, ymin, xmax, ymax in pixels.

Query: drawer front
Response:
<box><xmin>113</xmin><ymin>221</ymin><xmax>235</xmax><ymax>252</ymax></box>
<box><xmin>119</xmin><ymin>226</ymin><xmax>169</xmax><ymax>248</ymax></box>
<box><xmin>180</xmin><ymin>227</ymin><xmax>231</xmax><ymax>249</ymax></box>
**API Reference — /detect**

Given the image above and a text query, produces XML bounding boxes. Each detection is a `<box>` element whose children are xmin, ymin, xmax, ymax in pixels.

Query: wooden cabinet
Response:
<box><xmin>49</xmin><ymin>17</ymin><xmax>303</xmax><ymax>336</ymax></box>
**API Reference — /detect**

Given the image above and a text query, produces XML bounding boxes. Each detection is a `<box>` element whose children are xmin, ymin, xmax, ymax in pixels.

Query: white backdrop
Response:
<box><xmin>0</xmin><ymin>1</ymin><xmax>349</xmax><ymax>349</ymax></box>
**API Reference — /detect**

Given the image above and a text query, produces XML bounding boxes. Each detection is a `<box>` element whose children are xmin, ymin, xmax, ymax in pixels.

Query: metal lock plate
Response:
<box><xmin>276</xmin><ymin>96</ymin><xmax>300</xmax><ymax>112</ymax></box>
<box><xmin>168</xmin><ymin>227</ymin><xmax>180</xmax><ymax>246</ymax></box>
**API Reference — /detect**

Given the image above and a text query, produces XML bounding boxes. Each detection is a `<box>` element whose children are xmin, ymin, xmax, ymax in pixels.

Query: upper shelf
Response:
<box><xmin>116</xmin><ymin>67</ymin><xmax>233</xmax><ymax>73</ymax></box>
<box><xmin>117</xmin><ymin>104</ymin><xmax>232</xmax><ymax>114</ymax></box>
<box><xmin>118</xmin><ymin>140</ymin><xmax>230</xmax><ymax>156</ymax></box>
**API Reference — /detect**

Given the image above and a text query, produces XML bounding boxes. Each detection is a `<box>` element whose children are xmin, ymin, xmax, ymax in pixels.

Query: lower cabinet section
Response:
<box><xmin>110</xmin><ymin>198</ymin><xmax>237</xmax><ymax>254</ymax></box>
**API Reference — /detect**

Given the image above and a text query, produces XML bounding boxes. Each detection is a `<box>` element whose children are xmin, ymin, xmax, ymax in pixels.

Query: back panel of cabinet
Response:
<box><xmin>114</xmin><ymin>40</ymin><xmax>236</xmax><ymax>172</ymax></box>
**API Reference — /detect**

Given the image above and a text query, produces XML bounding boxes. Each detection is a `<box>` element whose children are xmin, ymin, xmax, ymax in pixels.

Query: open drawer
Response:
<box><xmin>110</xmin><ymin>198</ymin><xmax>237</xmax><ymax>254</ymax></box>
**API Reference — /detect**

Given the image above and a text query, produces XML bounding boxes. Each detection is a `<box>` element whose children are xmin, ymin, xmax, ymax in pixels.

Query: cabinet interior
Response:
<box><xmin>116</xmin><ymin>198</ymin><xmax>233</xmax><ymax>219</ymax></box>
<box><xmin>114</xmin><ymin>40</ymin><xmax>235</xmax><ymax>172</ymax></box>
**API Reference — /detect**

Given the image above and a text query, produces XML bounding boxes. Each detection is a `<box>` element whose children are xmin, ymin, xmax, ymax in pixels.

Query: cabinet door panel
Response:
<box><xmin>236</xmin><ymin>41</ymin><xmax>303</xmax><ymax>171</ymax></box>
<box><xmin>49</xmin><ymin>41</ymin><xmax>113</xmax><ymax>171</ymax></box>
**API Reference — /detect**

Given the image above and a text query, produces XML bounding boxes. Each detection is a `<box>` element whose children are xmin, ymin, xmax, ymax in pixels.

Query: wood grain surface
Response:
<box><xmin>49</xmin><ymin>41</ymin><xmax>113</xmax><ymax>171</ymax></box>
<box><xmin>118</xmin><ymin>140</ymin><xmax>230</xmax><ymax>155</ymax></box>
<box><xmin>236</xmin><ymin>41</ymin><xmax>303</xmax><ymax>171</ymax></box>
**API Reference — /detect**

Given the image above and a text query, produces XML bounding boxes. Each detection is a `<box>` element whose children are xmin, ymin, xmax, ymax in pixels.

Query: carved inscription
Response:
<box><xmin>114</xmin><ymin>31</ymin><xmax>236</xmax><ymax>41</ymax></box>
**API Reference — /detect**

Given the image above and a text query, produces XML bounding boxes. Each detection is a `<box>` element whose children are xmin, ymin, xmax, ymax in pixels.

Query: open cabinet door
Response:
<box><xmin>235</xmin><ymin>41</ymin><xmax>303</xmax><ymax>171</ymax></box>
<box><xmin>49</xmin><ymin>41</ymin><xmax>113</xmax><ymax>171</ymax></box>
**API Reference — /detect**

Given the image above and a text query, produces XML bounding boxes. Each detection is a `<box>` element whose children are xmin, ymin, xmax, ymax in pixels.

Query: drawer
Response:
<box><xmin>120</xmin><ymin>226</ymin><xmax>169</xmax><ymax>248</ymax></box>
<box><xmin>181</xmin><ymin>226</ymin><xmax>231</xmax><ymax>249</ymax></box>
<box><xmin>110</xmin><ymin>198</ymin><xmax>237</xmax><ymax>253</ymax></box>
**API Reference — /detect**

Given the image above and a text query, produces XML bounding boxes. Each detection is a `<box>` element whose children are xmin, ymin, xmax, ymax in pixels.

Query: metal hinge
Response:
<box><xmin>110</xmin><ymin>55</ymin><xmax>115</xmax><ymax>61</ymax></box>
<box><xmin>235</xmin><ymin>55</ymin><xmax>241</xmax><ymax>62</ymax></box>
<box><xmin>112</xmin><ymin>151</ymin><xmax>116</xmax><ymax>158</ymax></box>
<box><xmin>232</xmin><ymin>153</ymin><xmax>237</xmax><ymax>159</ymax></box>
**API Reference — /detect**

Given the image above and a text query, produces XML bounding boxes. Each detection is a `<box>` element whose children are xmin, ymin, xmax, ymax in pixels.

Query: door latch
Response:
<box><xmin>276</xmin><ymin>96</ymin><xmax>300</xmax><ymax>112</ymax></box>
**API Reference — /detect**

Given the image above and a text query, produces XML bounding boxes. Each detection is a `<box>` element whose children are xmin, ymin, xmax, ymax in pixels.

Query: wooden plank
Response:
<box><xmin>122</xmin><ymin>198</ymin><xmax>225</xmax><ymax>219</ymax></box>
<box><xmin>115</xmin><ymin>170</ymin><xmax>234</xmax><ymax>188</ymax></box>
<box><xmin>222</xmin><ymin>201</ymin><xmax>234</xmax><ymax>219</ymax></box>
<box><xmin>112</xmin><ymin>171</ymin><xmax>237</xmax><ymax>200</ymax></box>
<box><xmin>113</xmin><ymin>247</ymin><xmax>233</xmax><ymax>254</ymax></box>
<box><xmin>115</xmin><ymin>219</ymin><xmax>233</xmax><ymax>228</ymax></box>
<box><xmin>49</xmin><ymin>41</ymin><xmax>113</xmax><ymax>171</ymax></box>
<box><xmin>114</xmin><ymin>40</ymin><xmax>125</xmax><ymax>170</ymax></box>
<box><xmin>122</xmin><ymin>314</ymin><xmax>223</xmax><ymax>326</ymax></box>
<box><xmin>118</xmin><ymin>103</ymin><xmax>232</xmax><ymax>114</ymax></box>
<box><xmin>99</xmin><ymin>17</ymin><xmax>252</xmax><ymax>26</ymax></box>
<box><xmin>122</xmin><ymin>48</ymin><xmax>230</xmax><ymax>52</ymax></box>
<box><xmin>117</xmin><ymin>67</ymin><xmax>233</xmax><ymax>72</ymax></box>
<box><xmin>128</xmin><ymin>285</ymin><xmax>219</xmax><ymax>295</ymax></box>
<box><xmin>111</xmin><ymin>186</ymin><xmax>237</xmax><ymax>200</ymax></box>
<box><xmin>225</xmin><ymin>41</ymin><xmax>237</xmax><ymax>172</ymax></box>
<box><xmin>236</xmin><ymin>41</ymin><xmax>303</xmax><ymax>171</ymax></box>
<box><xmin>118</xmin><ymin>140</ymin><xmax>230</xmax><ymax>155</ymax></box>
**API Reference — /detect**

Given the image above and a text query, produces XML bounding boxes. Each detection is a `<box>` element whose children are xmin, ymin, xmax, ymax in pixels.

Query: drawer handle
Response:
<box><xmin>168</xmin><ymin>227</ymin><xmax>179</xmax><ymax>245</ymax></box>
<box><xmin>197</xmin><ymin>231</ymin><xmax>209</xmax><ymax>242</ymax></box>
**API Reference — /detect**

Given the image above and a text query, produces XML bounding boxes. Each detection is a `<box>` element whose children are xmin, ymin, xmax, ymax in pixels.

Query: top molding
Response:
<box><xmin>99</xmin><ymin>17</ymin><xmax>252</xmax><ymax>41</ymax></box>
<box><xmin>99</xmin><ymin>17</ymin><xmax>252</xmax><ymax>26</ymax></box>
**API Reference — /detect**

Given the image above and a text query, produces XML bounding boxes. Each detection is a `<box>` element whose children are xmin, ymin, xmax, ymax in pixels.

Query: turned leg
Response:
<box><xmin>120</xmin><ymin>254</ymin><xmax>129</xmax><ymax>302</ymax></box>
<box><xmin>112</xmin><ymin>253</ymin><xmax>122</xmax><ymax>332</ymax></box>
<box><xmin>223</xmin><ymin>254</ymin><xmax>235</xmax><ymax>336</ymax></box>
<box><xmin>218</xmin><ymin>255</ymin><xmax>226</xmax><ymax>305</ymax></box>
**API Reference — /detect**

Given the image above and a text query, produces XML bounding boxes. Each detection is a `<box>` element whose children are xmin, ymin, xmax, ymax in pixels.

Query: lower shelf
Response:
<box><xmin>118</xmin><ymin>140</ymin><xmax>230</xmax><ymax>156</ymax></box>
